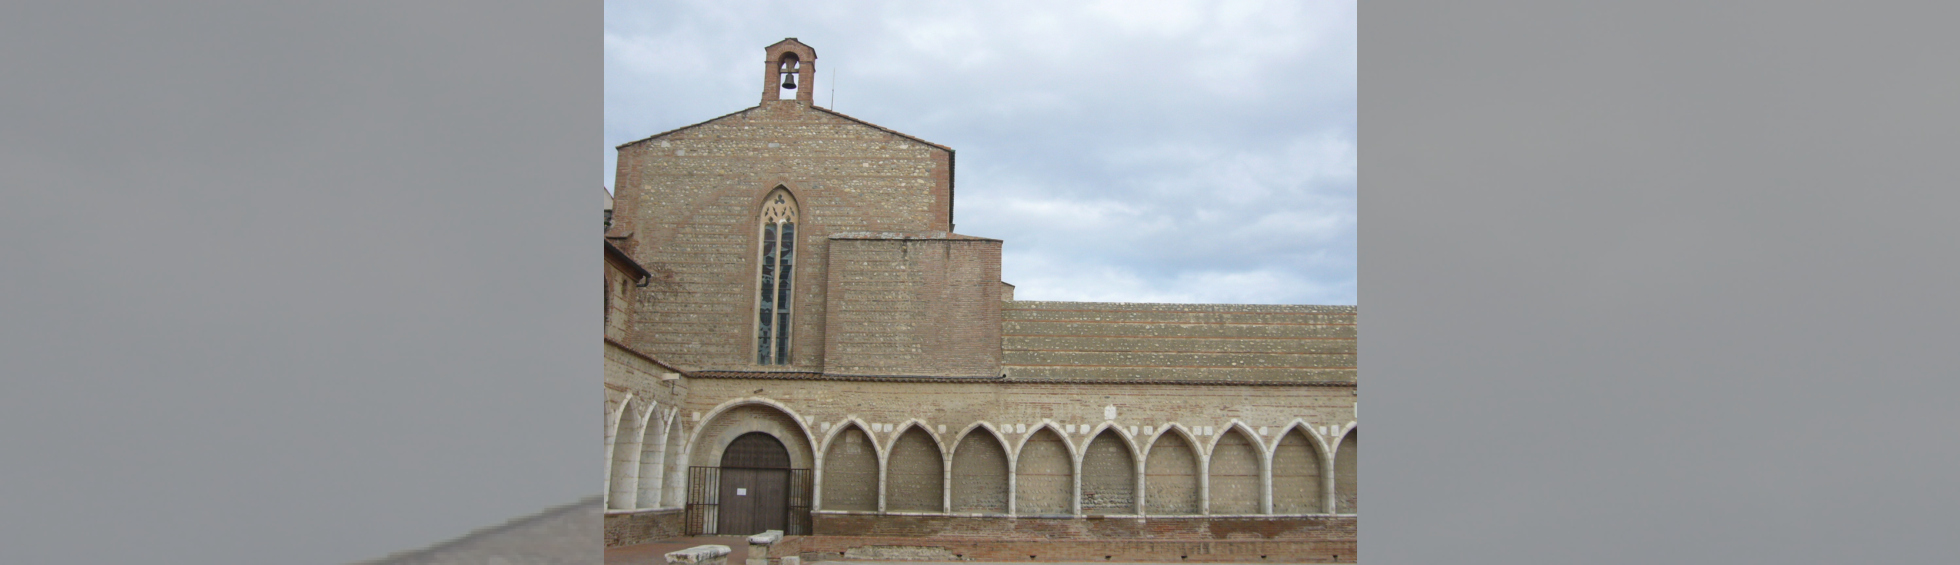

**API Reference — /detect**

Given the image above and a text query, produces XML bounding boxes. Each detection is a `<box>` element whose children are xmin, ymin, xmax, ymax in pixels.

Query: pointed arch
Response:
<box><xmin>1334</xmin><ymin>427</ymin><xmax>1357</xmax><ymax>514</ymax></box>
<box><xmin>1144</xmin><ymin>426</ymin><xmax>1202</xmax><ymax>515</ymax></box>
<box><xmin>887</xmin><ymin>422</ymin><xmax>945</xmax><ymax>512</ymax></box>
<box><xmin>1014</xmin><ymin>423</ymin><xmax>1075</xmax><ymax>516</ymax></box>
<box><xmin>950</xmin><ymin>423</ymin><xmax>1011</xmax><ymax>514</ymax></box>
<box><xmin>1207</xmin><ymin>421</ymin><xmax>1264</xmax><ymax>515</ymax></box>
<box><xmin>660</xmin><ymin>410</ymin><xmax>686</xmax><ymax>509</ymax></box>
<box><xmin>1271</xmin><ymin>420</ymin><xmax>1327</xmax><ymax>514</ymax></box>
<box><xmin>816</xmin><ymin>416</ymin><xmax>888</xmax><ymax>459</ymax></box>
<box><xmin>603</xmin><ymin>392</ymin><xmax>632</xmax><ymax>510</ymax></box>
<box><xmin>1078</xmin><ymin>424</ymin><xmax>1138</xmax><ymax>515</ymax></box>
<box><xmin>635</xmin><ymin>405</ymin><xmax>669</xmax><ymax>509</ymax></box>
<box><xmin>820</xmin><ymin>421</ymin><xmax>880</xmax><ymax>512</ymax></box>
<box><xmin>608</xmin><ymin>396</ymin><xmax>646</xmax><ymax>510</ymax></box>
<box><xmin>752</xmin><ymin>186</ymin><xmax>801</xmax><ymax>366</ymax></box>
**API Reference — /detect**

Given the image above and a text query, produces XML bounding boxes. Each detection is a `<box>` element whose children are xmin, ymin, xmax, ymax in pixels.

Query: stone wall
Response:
<box><xmin>673</xmin><ymin>377</ymin><xmax>1355</xmax><ymax>517</ymax></box>
<box><xmin>1003</xmin><ymin>302</ymin><xmax>1356</xmax><ymax>384</ymax></box>
<box><xmin>886</xmin><ymin>427</ymin><xmax>944</xmax><ymax>512</ymax></box>
<box><xmin>611</xmin><ymin>99</ymin><xmax>954</xmax><ymax>372</ymax></box>
<box><xmin>603</xmin><ymin>508</ymin><xmax>685</xmax><ymax>547</ymax></box>
<box><xmin>820</xmin><ymin>425</ymin><xmax>879</xmax><ymax>511</ymax></box>
<box><xmin>604</xmin><ymin>341</ymin><xmax>686</xmax><ymax>511</ymax></box>
<box><xmin>793</xmin><ymin>515</ymin><xmax>1357</xmax><ymax>562</ymax></box>
<box><xmin>950</xmin><ymin>430</ymin><xmax>1009</xmax><ymax>513</ymax></box>
<box><xmin>822</xmin><ymin>234</ymin><xmax>1002</xmax><ymax>377</ymax></box>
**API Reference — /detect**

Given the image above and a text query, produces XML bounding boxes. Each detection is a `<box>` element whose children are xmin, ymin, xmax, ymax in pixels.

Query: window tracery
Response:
<box><xmin>756</xmin><ymin>189</ymin><xmax>797</xmax><ymax>365</ymax></box>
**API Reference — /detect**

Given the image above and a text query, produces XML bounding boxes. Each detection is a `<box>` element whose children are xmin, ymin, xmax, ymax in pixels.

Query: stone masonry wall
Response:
<box><xmin>1080</xmin><ymin>430</ymin><xmax>1136</xmax><ymax>514</ymax></box>
<box><xmin>673</xmin><ymin>377</ymin><xmax>1355</xmax><ymax>517</ymax></box>
<box><xmin>1272</xmin><ymin>430</ymin><xmax>1324</xmax><ymax>514</ymax></box>
<box><xmin>887</xmin><ymin>427</ymin><xmax>944</xmax><ymax>512</ymax></box>
<box><xmin>612</xmin><ymin>100</ymin><xmax>954</xmax><ymax>372</ymax></box>
<box><xmin>1210</xmin><ymin>430</ymin><xmax>1263</xmax><ymax>514</ymax></box>
<box><xmin>604</xmin><ymin>341</ymin><xmax>687</xmax><ymax>511</ymax></box>
<box><xmin>1016</xmin><ymin>428</ymin><xmax>1073</xmax><ymax>516</ymax></box>
<box><xmin>822</xmin><ymin>425</ymin><xmax>879</xmax><ymax>511</ymax></box>
<box><xmin>1145</xmin><ymin>434</ymin><xmax>1202</xmax><ymax>515</ymax></box>
<box><xmin>823</xmin><ymin>234</ymin><xmax>1002</xmax><ymax>377</ymax></box>
<box><xmin>1004</xmin><ymin>302</ymin><xmax>1356</xmax><ymax>384</ymax></box>
<box><xmin>950</xmin><ymin>431</ymin><xmax>1010</xmax><ymax>513</ymax></box>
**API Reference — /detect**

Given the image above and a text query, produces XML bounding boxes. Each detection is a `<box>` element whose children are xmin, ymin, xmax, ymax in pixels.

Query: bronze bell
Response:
<box><xmin>780</xmin><ymin>72</ymin><xmax>797</xmax><ymax>90</ymax></box>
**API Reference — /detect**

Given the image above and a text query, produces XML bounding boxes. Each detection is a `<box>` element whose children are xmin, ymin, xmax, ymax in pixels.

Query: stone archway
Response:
<box><xmin>683</xmin><ymin>401</ymin><xmax>816</xmax><ymax>534</ymax></box>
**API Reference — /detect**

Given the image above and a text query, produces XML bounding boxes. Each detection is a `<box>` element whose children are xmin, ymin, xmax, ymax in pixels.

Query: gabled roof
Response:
<box><xmin>765</xmin><ymin>37</ymin><xmax>815</xmax><ymax>58</ymax></box>
<box><xmin>616</xmin><ymin>104</ymin><xmax>951</xmax><ymax>153</ymax></box>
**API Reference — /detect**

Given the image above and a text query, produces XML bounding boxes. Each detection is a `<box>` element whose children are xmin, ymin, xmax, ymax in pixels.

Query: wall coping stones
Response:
<box><xmin>1007</xmin><ymin>300</ymin><xmax>1356</xmax><ymax>314</ymax></box>
<box><xmin>828</xmin><ymin>231</ymin><xmax>999</xmax><ymax>242</ymax></box>
<box><xmin>748</xmin><ymin>530</ymin><xmax>783</xmax><ymax>545</ymax></box>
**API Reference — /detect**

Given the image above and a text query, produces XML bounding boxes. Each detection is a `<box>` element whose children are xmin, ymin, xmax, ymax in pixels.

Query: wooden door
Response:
<box><xmin>717</xmin><ymin>468</ymin><xmax>788</xmax><ymax>534</ymax></box>
<box><xmin>716</xmin><ymin>432</ymin><xmax>792</xmax><ymax>535</ymax></box>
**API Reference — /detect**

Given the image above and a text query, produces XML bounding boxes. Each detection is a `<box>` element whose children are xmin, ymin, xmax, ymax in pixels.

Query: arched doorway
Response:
<box><xmin>684</xmin><ymin>401</ymin><xmax>814</xmax><ymax>535</ymax></box>
<box><xmin>718</xmin><ymin>432</ymin><xmax>791</xmax><ymax>535</ymax></box>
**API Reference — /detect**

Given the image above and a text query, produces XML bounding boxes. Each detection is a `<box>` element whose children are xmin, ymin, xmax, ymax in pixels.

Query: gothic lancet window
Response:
<box><xmin>756</xmin><ymin>189</ymin><xmax>797</xmax><ymax>365</ymax></box>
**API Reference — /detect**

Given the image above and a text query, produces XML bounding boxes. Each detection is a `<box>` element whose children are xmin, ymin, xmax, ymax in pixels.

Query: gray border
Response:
<box><xmin>1368</xmin><ymin>2</ymin><xmax>1960</xmax><ymax>563</ymax></box>
<box><xmin>1</xmin><ymin>3</ymin><xmax>600</xmax><ymax>564</ymax></box>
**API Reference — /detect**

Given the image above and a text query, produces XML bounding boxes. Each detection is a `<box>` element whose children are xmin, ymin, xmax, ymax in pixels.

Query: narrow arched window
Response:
<box><xmin>756</xmin><ymin>188</ymin><xmax>797</xmax><ymax>365</ymax></box>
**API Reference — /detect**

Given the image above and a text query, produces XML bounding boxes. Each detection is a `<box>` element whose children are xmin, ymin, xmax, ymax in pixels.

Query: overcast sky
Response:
<box><xmin>606</xmin><ymin>0</ymin><xmax>1355</xmax><ymax>305</ymax></box>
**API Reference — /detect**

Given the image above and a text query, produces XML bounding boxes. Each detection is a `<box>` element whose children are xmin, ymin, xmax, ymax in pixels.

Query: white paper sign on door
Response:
<box><xmin>736</xmin><ymin>488</ymin><xmax>747</xmax><ymax>496</ymax></box>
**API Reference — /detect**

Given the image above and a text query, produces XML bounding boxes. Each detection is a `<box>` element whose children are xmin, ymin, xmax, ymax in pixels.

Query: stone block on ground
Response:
<box><xmin>666</xmin><ymin>544</ymin><xmax>732</xmax><ymax>565</ymax></box>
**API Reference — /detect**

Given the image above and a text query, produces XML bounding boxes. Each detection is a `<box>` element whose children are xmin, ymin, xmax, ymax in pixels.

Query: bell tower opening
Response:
<box><xmin>775</xmin><ymin>53</ymin><xmax>800</xmax><ymax>100</ymax></box>
<box><xmin>761</xmin><ymin>38</ymin><xmax>816</xmax><ymax>105</ymax></box>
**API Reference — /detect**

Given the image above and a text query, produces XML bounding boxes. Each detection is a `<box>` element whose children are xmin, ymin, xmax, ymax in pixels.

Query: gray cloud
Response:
<box><xmin>607</xmin><ymin>0</ymin><xmax>1355</xmax><ymax>305</ymax></box>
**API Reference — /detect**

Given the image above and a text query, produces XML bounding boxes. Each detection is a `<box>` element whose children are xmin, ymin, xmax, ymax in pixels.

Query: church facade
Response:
<box><xmin>603</xmin><ymin>39</ymin><xmax>1356</xmax><ymax>562</ymax></box>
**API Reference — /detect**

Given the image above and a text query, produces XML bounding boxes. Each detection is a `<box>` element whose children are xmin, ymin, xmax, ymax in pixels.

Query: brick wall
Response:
<box><xmin>1334</xmin><ymin>430</ymin><xmax>1357</xmax><ymax>513</ymax></box>
<box><xmin>1080</xmin><ymin>430</ymin><xmax>1136</xmax><ymax>514</ymax></box>
<box><xmin>686</xmin><ymin>403</ymin><xmax>815</xmax><ymax>470</ymax></box>
<box><xmin>1003</xmin><ymin>302</ymin><xmax>1356</xmax><ymax>384</ymax></box>
<box><xmin>1016</xmin><ymin>428</ymin><xmax>1073</xmax><ymax>515</ymax></box>
<box><xmin>822</xmin><ymin>234</ymin><xmax>1002</xmax><ymax>377</ymax></box>
<box><xmin>821</xmin><ymin>425</ymin><xmax>879</xmax><ymax>511</ymax></box>
<box><xmin>797</xmin><ymin>514</ymin><xmax>1358</xmax><ymax>562</ymax></box>
<box><xmin>950</xmin><ymin>429</ymin><xmax>1009</xmax><ymax>513</ymax></box>
<box><xmin>612</xmin><ymin>99</ymin><xmax>954</xmax><ymax>372</ymax></box>
<box><xmin>1210</xmin><ymin>430</ymin><xmax>1263</xmax><ymax>514</ymax></box>
<box><xmin>605</xmin><ymin>341</ymin><xmax>686</xmax><ymax>511</ymax></box>
<box><xmin>886</xmin><ymin>427</ymin><xmax>944</xmax><ymax>512</ymax></box>
<box><xmin>603</xmin><ymin>509</ymin><xmax>684</xmax><ymax>547</ymax></box>
<box><xmin>1272</xmin><ymin>430</ymin><xmax>1324</xmax><ymax>514</ymax></box>
<box><xmin>1145</xmin><ymin>433</ymin><xmax>1202</xmax><ymax>515</ymax></box>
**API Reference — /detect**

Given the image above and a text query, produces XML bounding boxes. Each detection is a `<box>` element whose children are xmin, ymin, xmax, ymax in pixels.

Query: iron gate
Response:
<box><xmin>686</xmin><ymin>466</ymin><xmax>810</xmax><ymax>535</ymax></box>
